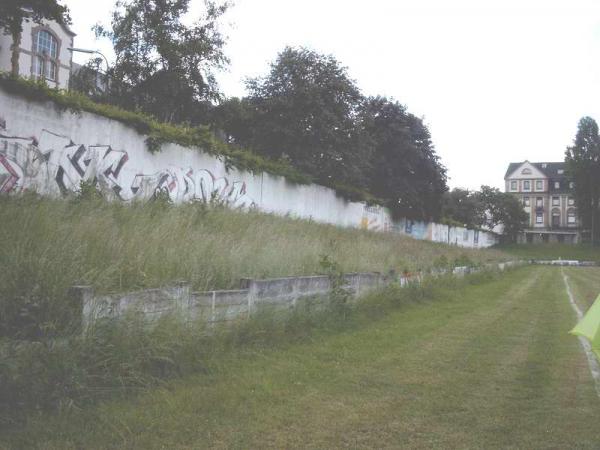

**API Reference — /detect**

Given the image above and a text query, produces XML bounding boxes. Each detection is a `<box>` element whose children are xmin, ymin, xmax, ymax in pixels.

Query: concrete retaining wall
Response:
<box><xmin>0</xmin><ymin>87</ymin><xmax>498</xmax><ymax>248</ymax></box>
<box><xmin>76</xmin><ymin>262</ymin><xmax>528</xmax><ymax>329</ymax></box>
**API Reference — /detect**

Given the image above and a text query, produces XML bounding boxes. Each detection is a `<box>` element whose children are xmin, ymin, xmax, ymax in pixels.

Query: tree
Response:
<box><xmin>209</xmin><ymin>96</ymin><xmax>256</xmax><ymax>145</ymax></box>
<box><xmin>359</xmin><ymin>96</ymin><xmax>447</xmax><ymax>220</ymax></box>
<box><xmin>477</xmin><ymin>185</ymin><xmax>528</xmax><ymax>242</ymax></box>
<box><xmin>0</xmin><ymin>0</ymin><xmax>70</xmax><ymax>76</ymax></box>
<box><xmin>69</xmin><ymin>57</ymin><xmax>106</xmax><ymax>99</ymax></box>
<box><xmin>565</xmin><ymin>116</ymin><xmax>600</xmax><ymax>243</ymax></box>
<box><xmin>96</xmin><ymin>0</ymin><xmax>229</xmax><ymax>123</ymax></box>
<box><xmin>243</xmin><ymin>46</ymin><xmax>369</xmax><ymax>187</ymax></box>
<box><xmin>441</xmin><ymin>188</ymin><xmax>484</xmax><ymax>228</ymax></box>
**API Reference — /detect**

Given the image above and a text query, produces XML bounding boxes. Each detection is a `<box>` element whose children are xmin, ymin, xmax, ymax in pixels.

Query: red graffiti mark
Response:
<box><xmin>0</xmin><ymin>154</ymin><xmax>20</xmax><ymax>193</ymax></box>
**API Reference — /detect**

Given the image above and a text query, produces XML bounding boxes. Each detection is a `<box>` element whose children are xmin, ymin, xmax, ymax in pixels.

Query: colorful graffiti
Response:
<box><xmin>360</xmin><ymin>204</ymin><xmax>391</xmax><ymax>231</ymax></box>
<box><xmin>0</xmin><ymin>126</ymin><xmax>255</xmax><ymax>207</ymax></box>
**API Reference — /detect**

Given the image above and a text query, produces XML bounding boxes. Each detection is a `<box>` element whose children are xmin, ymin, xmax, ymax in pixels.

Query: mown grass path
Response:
<box><xmin>4</xmin><ymin>266</ymin><xmax>600</xmax><ymax>449</ymax></box>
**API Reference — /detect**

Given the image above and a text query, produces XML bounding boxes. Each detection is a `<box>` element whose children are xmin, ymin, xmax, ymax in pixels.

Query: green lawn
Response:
<box><xmin>563</xmin><ymin>266</ymin><xmax>600</xmax><ymax>310</ymax></box>
<box><xmin>498</xmin><ymin>243</ymin><xmax>600</xmax><ymax>262</ymax></box>
<box><xmin>3</xmin><ymin>266</ymin><xmax>600</xmax><ymax>449</ymax></box>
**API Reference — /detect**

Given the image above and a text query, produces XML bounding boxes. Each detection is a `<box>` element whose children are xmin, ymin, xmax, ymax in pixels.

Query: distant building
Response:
<box><xmin>504</xmin><ymin>161</ymin><xmax>580</xmax><ymax>244</ymax></box>
<box><xmin>0</xmin><ymin>17</ymin><xmax>76</xmax><ymax>89</ymax></box>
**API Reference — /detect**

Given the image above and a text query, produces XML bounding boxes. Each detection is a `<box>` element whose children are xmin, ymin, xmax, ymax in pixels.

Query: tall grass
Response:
<box><xmin>0</xmin><ymin>194</ymin><xmax>508</xmax><ymax>338</ymax></box>
<box><xmin>0</xmin><ymin>268</ymin><xmax>504</xmax><ymax>428</ymax></box>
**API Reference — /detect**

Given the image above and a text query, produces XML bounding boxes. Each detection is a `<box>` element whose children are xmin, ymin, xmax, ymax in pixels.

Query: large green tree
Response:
<box><xmin>441</xmin><ymin>188</ymin><xmax>484</xmax><ymax>228</ymax></box>
<box><xmin>242</xmin><ymin>46</ymin><xmax>369</xmax><ymax>187</ymax></box>
<box><xmin>565</xmin><ymin>116</ymin><xmax>600</xmax><ymax>243</ymax></box>
<box><xmin>96</xmin><ymin>0</ymin><xmax>229</xmax><ymax>123</ymax></box>
<box><xmin>0</xmin><ymin>0</ymin><xmax>70</xmax><ymax>76</ymax></box>
<box><xmin>477</xmin><ymin>185</ymin><xmax>528</xmax><ymax>242</ymax></box>
<box><xmin>359</xmin><ymin>96</ymin><xmax>447</xmax><ymax>220</ymax></box>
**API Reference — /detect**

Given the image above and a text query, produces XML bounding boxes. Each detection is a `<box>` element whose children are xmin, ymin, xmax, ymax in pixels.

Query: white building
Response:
<box><xmin>504</xmin><ymin>161</ymin><xmax>580</xmax><ymax>244</ymax></box>
<box><xmin>0</xmin><ymin>17</ymin><xmax>76</xmax><ymax>90</ymax></box>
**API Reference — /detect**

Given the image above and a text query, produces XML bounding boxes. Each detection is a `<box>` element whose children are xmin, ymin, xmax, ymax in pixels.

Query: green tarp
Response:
<box><xmin>571</xmin><ymin>294</ymin><xmax>600</xmax><ymax>361</ymax></box>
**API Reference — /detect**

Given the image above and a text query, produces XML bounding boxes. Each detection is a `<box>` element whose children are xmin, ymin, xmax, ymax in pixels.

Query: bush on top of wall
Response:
<box><xmin>0</xmin><ymin>73</ymin><xmax>384</xmax><ymax>204</ymax></box>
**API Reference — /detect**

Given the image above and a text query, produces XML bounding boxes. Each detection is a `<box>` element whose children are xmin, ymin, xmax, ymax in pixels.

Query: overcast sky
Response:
<box><xmin>63</xmin><ymin>0</ymin><xmax>600</xmax><ymax>190</ymax></box>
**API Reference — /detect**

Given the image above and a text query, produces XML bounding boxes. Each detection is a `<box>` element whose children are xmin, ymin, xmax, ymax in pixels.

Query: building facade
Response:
<box><xmin>504</xmin><ymin>161</ymin><xmax>580</xmax><ymax>243</ymax></box>
<box><xmin>0</xmin><ymin>17</ymin><xmax>75</xmax><ymax>89</ymax></box>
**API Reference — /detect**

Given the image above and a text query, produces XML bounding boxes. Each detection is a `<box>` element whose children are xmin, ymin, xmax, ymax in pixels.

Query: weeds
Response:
<box><xmin>0</xmin><ymin>266</ymin><xmax>503</xmax><ymax>427</ymax></box>
<box><xmin>0</xmin><ymin>195</ymin><xmax>508</xmax><ymax>339</ymax></box>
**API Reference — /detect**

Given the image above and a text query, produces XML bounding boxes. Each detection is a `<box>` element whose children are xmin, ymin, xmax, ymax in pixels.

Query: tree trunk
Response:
<box><xmin>10</xmin><ymin>30</ymin><xmax>21</xmax><ymax>76</ymax></box>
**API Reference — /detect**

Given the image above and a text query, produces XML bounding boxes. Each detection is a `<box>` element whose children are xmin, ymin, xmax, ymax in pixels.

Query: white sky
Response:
<box><xmin>63</xmin><ymin>0</ymin><xmax>600</xmax><ymax>190</ymax></box>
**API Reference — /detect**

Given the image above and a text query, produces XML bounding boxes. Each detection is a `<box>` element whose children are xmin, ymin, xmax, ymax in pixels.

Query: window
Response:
<box><xmin>569</xmin><ymin>181</ymin><xmax>575</xmax><ymax>189</ymax></box>
<box><xmin>551</xmin><ymin>209</ymin><xmax>560</xmax><ymax>227</ymax></box>
<box><xmin>552</xmin><ymin>196</ymin><xmax>559</xmax><ymax>206</ymax></box>
<box><xmin>32</xmin><ymin>29</ymin><xmax>59</xmax><ymax>82</ymax></box>
<box><xmin>536</xmin><ymin>180</ymin><xmax>543</xmax><ymax>190</ymax></box>
<box><xmin>568</xmin><ymin>197</ymin><xmax>575</xmax><ymax>206</ymax></box>
<box><xmin>554</xmin><ymin>181</ymin><xmax>560</xmax><ymax>189</ymax></box>
<box><xmin>536</xmin><ymin>213</ymin><xmax>543</xmax><ymax>224</ymax></box>
<box><xmin>510</xmin><ymin>180</ymin><xmax>517</xmax><ymax>191</ymax></box>
<box><xmin>567</xmin><ymin>209</ymin><xmax>576</xmax><ymax>224</ymax></box>
<box><xmin>523</xmin><ymin>197</ymin><xmax>530</xmax><ymax>207</ymax></box>
<box><xmin>523</xmin><ymin>180</ymin><xmax>531</xmax><ymax>191</ymax></box>
<box><xmin>33</xmin><ymin>56</ymin><xmax>56</xmax><ymax>81</ymax></box>
<box><xmin>557</xmin><ymin>169</ymin><xmax>564</xmax><ymax>174</ymax></box>
<box><xmin>536</xmin><ymin>197</ymin><xmax>543</xmax><ymax>207</ymax></box>
<box><xmin>35</xmin><ymin>30</ymin><xmax>58</xmax><ymax>58</ymax></box>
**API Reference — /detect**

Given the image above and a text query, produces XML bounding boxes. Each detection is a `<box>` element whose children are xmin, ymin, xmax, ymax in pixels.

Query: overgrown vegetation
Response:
<box><xmin>0</xmin><ymin>73</ymin><xmax>311</xmax><ymax>184</ymax></box>
<box><xmin>5</xmin><ymin>266</ymin><xmax>598</xmax><ymax>449</ymax></box>
<box><xmin>0</xmin><ymin>194</ymin><xmax>510</xmax><ymax>425</ymax></box>
<box><xmin>0</xmin><ymin>262</ymin><xmax>503</xmax><ymax>429</ymax></box>
<box><xmin>0</xmin><ymin>194</ymin><xmax>508</xmax><ymax>340</ymax></box>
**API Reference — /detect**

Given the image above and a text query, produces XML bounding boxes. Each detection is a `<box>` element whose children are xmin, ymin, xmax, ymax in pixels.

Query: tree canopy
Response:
<box><xmin>95</xmin><ymin>0</ymin><xmax>229</xmax><ymax>123</ymax></box>
<box><xmin>241</xmin><ymin>47</ymin><xmax>368</xmax><ymax>187</ymax></box>
<box><xmin>213</xmin><ymin>47</ymin><xmax>448</xmax><ymax>219</ymax></box>
<box><xmin>359</xmin><ymin>96</ymin><xmax>447</xmax><ymax>219</ymax></box>
<box><xmin>565</xmin><ymin>116</ymin><xmax>600</xmax><ymax>243</ymax></box>
<box><xmin>441</xmin><ymin>188</ymin><xmax>483</xmax><ymax>228</ymax></box>
<box><xmin>441</xmin><ymin>185</ymin><xmax>527</xmax><ymax>241</ymax></box>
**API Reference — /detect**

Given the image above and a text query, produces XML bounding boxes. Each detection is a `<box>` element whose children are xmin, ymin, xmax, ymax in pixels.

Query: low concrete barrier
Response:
<box><xmin>531</xmin><ymin>260</ymin><xmax>597</xmax><ymax>266</ymax></box>
<box><xmin>76</xmin><ymin>261</ymin><xmax>528</xmax><ymax>329</ymax></box>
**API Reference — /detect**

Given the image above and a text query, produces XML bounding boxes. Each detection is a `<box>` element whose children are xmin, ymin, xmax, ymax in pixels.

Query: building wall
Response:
<box><xmin>0</xmin><ymin>87</ymin><xmax>497</xmax><ymax>248</ymax></box>
<box><xmin>0</xmin><ymin>19</ymin><xmax>74</xmax><ymax>89</ymax></box>
<box><xmin>505</xmin><ymin>162</ymin><xmax>579</xmax><ymax>242</ymax></box>
<box><xmin>0</xmin><ymin>34</ymin><xmax>12</xmax><ymax>73</ymax></box>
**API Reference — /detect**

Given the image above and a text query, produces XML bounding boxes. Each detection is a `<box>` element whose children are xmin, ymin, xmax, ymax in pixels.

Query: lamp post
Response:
<box><xmin>68</xmin><ymin>47</ymin><xmax>110</xmax><ymax>92</ymax></box>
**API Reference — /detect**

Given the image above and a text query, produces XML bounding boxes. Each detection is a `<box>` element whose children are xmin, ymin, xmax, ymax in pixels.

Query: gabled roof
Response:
<box><xmin>504</xmin><ymin>161</ymin><xmax>568</xmax><ymax>180</ymax></box>
<box><xmin>21</xmin><ymin>8</ymin><xmax>76</xmax><ymax>36</ymax></box>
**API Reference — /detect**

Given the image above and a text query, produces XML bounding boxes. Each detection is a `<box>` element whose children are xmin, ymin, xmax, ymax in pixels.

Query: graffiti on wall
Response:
<box><xmin>360</xmin><ymin>204</ymin><xmax>391</xmax><ymax>231</ymax></box>
<box><xmin>0</xmin><ymin>125</ymin><xmax>255</xmax><ymax>207</ymax></box>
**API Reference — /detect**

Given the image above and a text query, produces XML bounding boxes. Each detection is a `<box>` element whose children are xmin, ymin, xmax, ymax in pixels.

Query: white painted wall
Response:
<box><xmin>0</xmin><ymin>88</ymin><xmax>497</xmax><ymax>248</ymax></box>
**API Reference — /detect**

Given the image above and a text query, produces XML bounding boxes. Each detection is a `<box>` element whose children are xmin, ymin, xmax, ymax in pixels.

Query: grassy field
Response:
<box><xmin>0</xmin><ymin>195</ymin><xmax>508</xmax><ymax>339</ymax></box>
<box><xmin>563</xmin><ymin>266</ymin><xmax>600</xmax><ymax>309</ymax></box>
<box><xmin>4</xmin><ymin>266</ymin><xmax>599</xmax><ymax>449</ymax></box>
<box><xmin>499</xmin><ymin>243</ymin><xmax>600</xmax><ymax>262</ymax></box>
